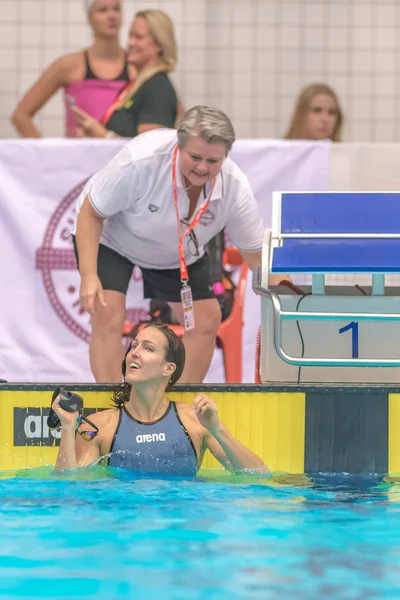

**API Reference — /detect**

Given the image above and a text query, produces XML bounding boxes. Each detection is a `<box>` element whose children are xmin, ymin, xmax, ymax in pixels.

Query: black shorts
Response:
<box><xmin>73</xmin><ymin>238</ymin><xmax>215</xmax><ymax>303</ymax></box>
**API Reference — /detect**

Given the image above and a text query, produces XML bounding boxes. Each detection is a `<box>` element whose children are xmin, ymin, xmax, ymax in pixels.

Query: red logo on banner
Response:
<box><xmin>35</xmin><ymin>181</ymin><xmax>148</xmax><ymax>343</ymax></box>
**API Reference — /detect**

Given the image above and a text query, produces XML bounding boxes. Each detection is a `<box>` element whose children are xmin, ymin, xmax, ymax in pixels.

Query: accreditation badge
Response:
<box><xmin>180</xmin><ymin>284</ymin><xmax>195</xmax><ymax>331</ymax></box>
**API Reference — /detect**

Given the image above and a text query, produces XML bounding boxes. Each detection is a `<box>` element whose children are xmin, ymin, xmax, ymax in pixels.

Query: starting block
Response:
<box><xmin>253</xmin><ymin>192</ymin><xmax>400</xmax><ymax>383</ymax></box>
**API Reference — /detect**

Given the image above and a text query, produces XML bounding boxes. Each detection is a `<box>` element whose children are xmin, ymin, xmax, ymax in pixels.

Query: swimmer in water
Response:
<box><xmin>53</xmin><ymin>322</ymin><xmax>268</xmax><ymax>476</ymax></box>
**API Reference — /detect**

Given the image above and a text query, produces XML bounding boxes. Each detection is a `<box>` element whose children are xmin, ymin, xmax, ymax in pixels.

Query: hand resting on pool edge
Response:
<box><xmin>53</xmin><ymin>322</ymin><xmax>269</xmax><ymax>476</ymax></box>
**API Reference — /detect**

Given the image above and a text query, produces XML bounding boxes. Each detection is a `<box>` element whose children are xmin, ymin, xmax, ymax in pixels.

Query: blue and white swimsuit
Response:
<box><xmin>108</xmin><ymin>402</ymin><xmax>198</xmax><ymax>476</ymax></box>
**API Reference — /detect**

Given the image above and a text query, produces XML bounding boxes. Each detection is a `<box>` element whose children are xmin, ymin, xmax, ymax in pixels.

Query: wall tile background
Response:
<box><xmin>1</xmin><ymin>0</ymin><xmax>399</xmax><ymax>141</ymax></box>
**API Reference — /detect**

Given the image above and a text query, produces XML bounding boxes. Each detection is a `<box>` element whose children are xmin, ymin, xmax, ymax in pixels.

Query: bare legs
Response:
<box><xmin>89</xmin><ymin>293</ymin><xmax>221</xmax><ymax>384</ymax></box>
<box><xmin>169</xmin><ymin>298</ymin><xmax>221</xmax><ymax>383</ymax></box>
<box><xmin>89</xmin><ymin>290</ymin><xmax>126</xmax><ymax>383</ymax></box>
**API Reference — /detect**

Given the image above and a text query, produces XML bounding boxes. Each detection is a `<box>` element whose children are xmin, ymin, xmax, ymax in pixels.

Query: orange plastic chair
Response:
<box><xmin>123</xmin><ymin>247</ymin><xmax>248</xmax><ymax>383</ymax></box>
<box><xmin>216</xmin><ymin>247</ymin><xmax>248</xmax><ymax>383</ymax></box>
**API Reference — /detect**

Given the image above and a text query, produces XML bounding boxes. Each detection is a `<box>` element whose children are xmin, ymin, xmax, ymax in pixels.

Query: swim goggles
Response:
<box><xmin>48</xmin><ymin>388</ymin><xmax>99</xmax><ymax>442</ymax></box>
<box><xmin>76</xmin><ymin>414</ymin><xmax>99</xmax><ymax>442</ymax></box>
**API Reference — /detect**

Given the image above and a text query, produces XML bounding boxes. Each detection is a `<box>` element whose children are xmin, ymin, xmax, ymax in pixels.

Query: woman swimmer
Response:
<box><xmin>53</xmin><ymin>322</ymin><xmax>268</xmax><ymax>475</ymax></box>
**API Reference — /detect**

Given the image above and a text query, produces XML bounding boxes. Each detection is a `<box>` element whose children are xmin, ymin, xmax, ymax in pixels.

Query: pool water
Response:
<box><xmin>0</xmin><ymin>468</ymin><xmax>399</xmax><ymax>599</ymax></box>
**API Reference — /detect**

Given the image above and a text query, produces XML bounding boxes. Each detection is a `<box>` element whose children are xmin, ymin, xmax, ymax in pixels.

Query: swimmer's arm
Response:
<box><xmin>191</xmin><ymin>395</ymin><xmax>269</xmax><ymax>473</ymax></box>
<box><xmin>54</xmin><ymin>421</ymin><xmax>100</xmax><ymax>471</ymax></box>
<box><xmin>204</xmin><ymin>426</ymin><xmax>270</xmax><ymax>474</ymax></box>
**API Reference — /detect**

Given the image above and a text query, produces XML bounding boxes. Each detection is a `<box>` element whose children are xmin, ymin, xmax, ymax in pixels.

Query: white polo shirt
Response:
<box><xmin>75</xmin><ymin>128</ymin><xmax>264</xmax><ymax>269</ymax></box>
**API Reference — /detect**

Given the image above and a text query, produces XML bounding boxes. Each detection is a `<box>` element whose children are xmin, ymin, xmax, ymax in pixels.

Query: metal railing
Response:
<box><xmin>252</xmin><ymin>267</ymin><xmax>400</xmax><ymax>368</ymax></box>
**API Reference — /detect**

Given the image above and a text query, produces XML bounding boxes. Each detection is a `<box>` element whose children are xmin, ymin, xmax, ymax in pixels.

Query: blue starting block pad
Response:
<box><xmin>253</xmin><ymin>192</ymin><xmax>400</xmax><ymax>373</ymax></box>
<box><xmin>271</xmin><ymin>192</ymin><xmax>400</xmax><ymax>274</ymax></box>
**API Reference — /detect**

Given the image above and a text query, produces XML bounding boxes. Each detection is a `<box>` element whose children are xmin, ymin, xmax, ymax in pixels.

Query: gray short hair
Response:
<box><xmin>177</xmin><ymin>106</ymin><xmax>236</xmax><ymax>154</ymax></box>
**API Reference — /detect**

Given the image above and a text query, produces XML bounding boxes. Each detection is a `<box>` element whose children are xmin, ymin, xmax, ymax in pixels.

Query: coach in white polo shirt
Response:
<box><xmin>74</xmin><ymin>105</ymin><xmax>281</xmax><ymax>384</ymax></box>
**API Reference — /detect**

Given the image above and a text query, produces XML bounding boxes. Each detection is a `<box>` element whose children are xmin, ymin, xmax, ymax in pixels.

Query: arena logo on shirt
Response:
<box><xmin>136</xmin><ymin>433</ymin><xmax>166</xmax><ymax>443</ymax></box>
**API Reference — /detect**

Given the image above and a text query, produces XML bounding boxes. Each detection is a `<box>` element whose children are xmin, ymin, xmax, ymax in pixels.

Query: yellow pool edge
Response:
<box><xmin>0</xmin><ymin>389</ymin><xmax>306</xmax><ymax>473</ymax></box>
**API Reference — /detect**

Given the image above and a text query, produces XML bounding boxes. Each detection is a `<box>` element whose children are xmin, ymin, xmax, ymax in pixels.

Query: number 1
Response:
<box><xmin>339</xmin><ymin>321</ymin><xmax>359</xmax><ymax>358</ymax></box>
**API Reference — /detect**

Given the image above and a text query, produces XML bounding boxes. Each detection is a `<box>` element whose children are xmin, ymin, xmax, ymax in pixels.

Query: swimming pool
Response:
<box><xmin>0</xmin><ymin>469</ymin><xmax>399</xmax><ymax>599</ymax></box>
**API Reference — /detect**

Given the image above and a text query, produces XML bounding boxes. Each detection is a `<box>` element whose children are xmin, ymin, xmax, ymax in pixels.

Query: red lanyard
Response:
<box><xmin>101</xmin><ymin>81</ymin><xmax>134</xmax><ymax>126</ymax></box>
<box><xmin>171</xmin><ymin>145</ymin><xmax>216</xmax><ymax>282</ymax></box>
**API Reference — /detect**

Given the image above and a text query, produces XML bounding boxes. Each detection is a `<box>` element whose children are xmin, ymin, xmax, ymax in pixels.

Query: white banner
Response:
<box><xmin>0</xmin><ymin>138</ymin><xmax>330</xmax><ymax>383</ymax></box>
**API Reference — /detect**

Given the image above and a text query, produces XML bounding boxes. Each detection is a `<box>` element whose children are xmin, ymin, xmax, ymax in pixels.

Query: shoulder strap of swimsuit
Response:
<box><xmin>84</xmin><ymin>50</ymin><xmax>97</xmax><ymax>80</ymax></box>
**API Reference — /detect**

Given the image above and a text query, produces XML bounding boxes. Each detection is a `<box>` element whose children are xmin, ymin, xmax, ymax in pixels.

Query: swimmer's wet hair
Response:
<box><xmin>112</xmin><ymin>322</ymin><xmax>186</xmax><ymax>407</ymax></box>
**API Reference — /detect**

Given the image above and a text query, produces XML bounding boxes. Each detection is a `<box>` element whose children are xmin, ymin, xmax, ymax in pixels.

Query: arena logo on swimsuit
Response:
<box><xmin>136</xmin><ymin>433</ymin><xmax>166</xmax><ymax>444</ymax></box>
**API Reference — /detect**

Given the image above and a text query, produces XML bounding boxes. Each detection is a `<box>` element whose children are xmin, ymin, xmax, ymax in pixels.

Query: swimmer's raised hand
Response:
<box><xmin>51</xmin><ymin>394</ymin><xmax>79</xmax><ymax>429</ymax></box>
<box><xmin>193</xmin><ymin>394</ymin><xmax>220</xmax><ymax>433</ymax></box>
